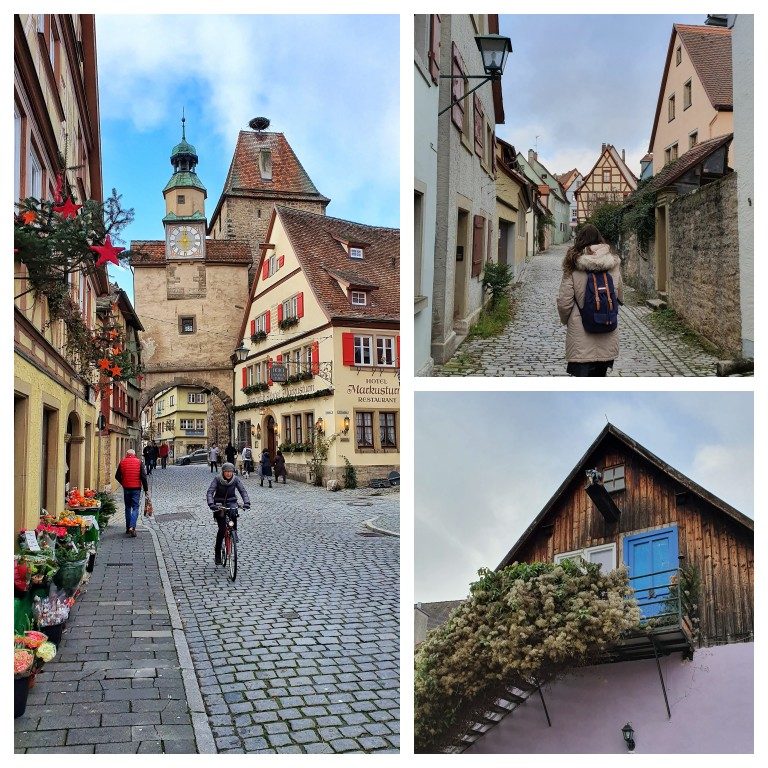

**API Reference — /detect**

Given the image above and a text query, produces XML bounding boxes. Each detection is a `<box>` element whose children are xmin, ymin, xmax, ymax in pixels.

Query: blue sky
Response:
<box><xmin>95</xmin><ymin>14</ymin><xmax>399</xmax><ymax>300</ymax></box>
<box><xmin>415</xmin><ymin>392</ymin><xmax>753</xmax><ymax>603</ymax></box>
<box><xmin>498</xmin><ymin>14</ymin><xmax>705</xmax><ymax>180</ymax></box>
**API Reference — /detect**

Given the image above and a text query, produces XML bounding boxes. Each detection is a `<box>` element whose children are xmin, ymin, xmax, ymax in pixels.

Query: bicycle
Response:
<box><xmin>214</xmin><ymin>503</ymin><xmax>242</xmax><ymax>581</ymax></box>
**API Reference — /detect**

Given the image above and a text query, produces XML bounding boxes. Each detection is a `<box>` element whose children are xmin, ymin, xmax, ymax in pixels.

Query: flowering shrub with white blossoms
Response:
<box><xmin>414</xmin><ymin>559</ymin><xmax>641</xmax><ymax>753</ymax></box>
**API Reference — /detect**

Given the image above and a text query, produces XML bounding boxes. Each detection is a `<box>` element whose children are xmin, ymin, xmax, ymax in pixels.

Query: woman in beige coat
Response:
<box><xmin>557</xmin><ymin>224</ymin><xmax>623</xmax><ymax>376</ymax></box>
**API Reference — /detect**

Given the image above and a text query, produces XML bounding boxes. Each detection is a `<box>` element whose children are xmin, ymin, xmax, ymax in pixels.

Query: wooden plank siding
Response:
<box><xmin>512</xmin><ymin>437</ymin><xmax>753</xmax><ymax>647</ymax></box>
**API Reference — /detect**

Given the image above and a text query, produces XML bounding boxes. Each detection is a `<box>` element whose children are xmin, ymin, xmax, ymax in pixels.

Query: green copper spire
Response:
<box><xmin>165</xmin><ymin>112</ymin><xmax>206</xmax><ymax>197</ymax></box>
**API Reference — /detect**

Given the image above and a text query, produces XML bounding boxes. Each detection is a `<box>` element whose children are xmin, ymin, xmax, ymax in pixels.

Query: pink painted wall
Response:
<box><xmin>467</xmin><ymin>643</ymin><xmax>753</xmax><ymax>754</ymax></box>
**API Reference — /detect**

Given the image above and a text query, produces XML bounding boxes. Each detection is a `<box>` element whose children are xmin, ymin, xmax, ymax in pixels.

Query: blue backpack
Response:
<box><xmin>579</xmin><ymin>271</ymin><xmax>619</xmax><ymax>333</ymax></box>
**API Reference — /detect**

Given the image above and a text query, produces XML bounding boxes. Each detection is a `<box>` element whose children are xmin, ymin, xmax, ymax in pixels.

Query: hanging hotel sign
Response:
<box><xmin>270</xmin><ymin>364</ymin><xmax>287</xmax><ymax>382</ymax></box>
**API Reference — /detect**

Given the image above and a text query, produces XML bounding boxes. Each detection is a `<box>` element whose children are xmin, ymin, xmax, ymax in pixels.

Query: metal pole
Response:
<box><xmin>536</xmin><ymin>682</ymin><xmax>552</xmax><ymax>727</ymax></box>
<box><xmin>651</xmin><ymin>640</ymin><xmax>672</xmax><ymax>719</ymax></box>
<box><xmin>438</xmin><ymin>76</ymin><xmax>492</xmax><ymax>116</ymax></box>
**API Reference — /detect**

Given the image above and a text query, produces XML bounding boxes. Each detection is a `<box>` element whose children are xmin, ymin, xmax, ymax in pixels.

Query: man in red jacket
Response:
<box><xmin>115</xmin><ymin>448</ymin><xmax>149</xmax><ymax>537</ymax></box>
<box><xmin>158</xmin><ymin>441</ymin><xmax>170</xmax><ymax>469</ymax></box>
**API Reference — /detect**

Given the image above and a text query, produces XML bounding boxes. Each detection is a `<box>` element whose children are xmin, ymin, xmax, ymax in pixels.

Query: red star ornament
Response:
<box><xmin>90</xmin><ymin>235</ymin><xmax>124</xmax><ymax>267</ymax></box>
<box><xmin>21</xmin><ymin>211</ymin><xmax>36</xmax><ymax>225</ymax></box>
<box><xmin>98</xmin><ymin>358</ymin><xmax>112</xmax><ymax>370</ymax></box>
<box><xmin>110</xmin><ymin>365</ymin><xmax>122</xmax><ymax>378</ymax></box>
<box><xmin>53</xmin><ymin>197</ymin><xmax>82</xmax><ymax>220</ymax></box>
<box><xmin>108</xmin><ymin>329</ymin><xmax>118</xmax><ymax>340</ymax></box>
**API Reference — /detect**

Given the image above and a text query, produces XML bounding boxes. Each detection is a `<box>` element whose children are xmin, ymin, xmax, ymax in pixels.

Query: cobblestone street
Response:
<box><xmin>435</xmin><ymin>244</ymin><xmax>722</xmax><ymax>376</ymax></box>
<box><xmin>16</xmin><ymin>467</ymin><xmax>399</xmax><ymax>754</ymax></box>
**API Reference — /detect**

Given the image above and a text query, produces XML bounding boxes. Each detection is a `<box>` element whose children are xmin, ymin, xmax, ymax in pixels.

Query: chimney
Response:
<box><xmin>622</xmin><ymin>149</ymin><xmax>626</xmax><ymax>162</ymax></box>
<box><xmin>601</xmin><ymin>143</ymin><xmax>607</xmax><ymax>152</ymax></box>
<box><xmin>528</xmin><ymin>149</ymin><xmax>537</xmax><ymax>164</ymax></box>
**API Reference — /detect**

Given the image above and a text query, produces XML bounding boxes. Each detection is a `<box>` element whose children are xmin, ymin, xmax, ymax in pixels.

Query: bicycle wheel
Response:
<box><xmin>219</xmin><ymin>535</ymin><xmax>227</xmax><ymax>567</ymax></box>
<box><xmin>227</xmin><ymin>532</ymin><xmax>237</xmax><ymax>581</ymax></box>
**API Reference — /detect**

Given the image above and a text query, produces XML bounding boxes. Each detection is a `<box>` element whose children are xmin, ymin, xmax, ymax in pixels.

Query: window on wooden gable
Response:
<box><xmin>602</xmin><ymin>464</ymin><xmax>626</xmax><ymax>492</ymax></box>
<box><xmin>554</xmin><ymin>543</ymin><xmax>617</xmax><ymax>572</ymax></box>
<box><xmin>602</xmin><ymin>168</ymin><xmax>611</xmax><ymax>184</ymax></box>
<box><xmin>683</xmin><ymin>79</ymin><xmax>692</xmax><ymax>110</ymax></box>
<box><xmin>351</xmin><ymin>291</ymin><xmax>367</xmax><ymax>306</ymax></box>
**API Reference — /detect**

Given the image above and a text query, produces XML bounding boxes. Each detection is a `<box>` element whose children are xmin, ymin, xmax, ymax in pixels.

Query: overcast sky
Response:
<box><xmin>95</xmin><ymin>14</ymin><xmax>399</xmax><ymax>300</ymax></box>
<box><xmin>415</xmin><ymin>392</ymin><xmax>753</xmax><ymax>604</ymax></box>
<box><xmin>497</xmin><ymin>14</ymin><xmax>704</xmax><ymax>180</ymax></box>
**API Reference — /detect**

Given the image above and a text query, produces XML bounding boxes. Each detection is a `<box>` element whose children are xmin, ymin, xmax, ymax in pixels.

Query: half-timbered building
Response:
<box><xmin>574</xmin><ymin>144</ymin><xmax>638</xmax><ymax>224</ymax></box>
<box><xmin>452</xmin><ymin>423</ymin><xmax>753</xmax><ymax>754</ymax></box>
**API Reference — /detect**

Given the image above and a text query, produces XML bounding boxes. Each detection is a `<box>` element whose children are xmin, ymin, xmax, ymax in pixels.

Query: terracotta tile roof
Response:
<box><xmin>635</xmin><ymin>133</ymin><xmax>733</xmax><ymax>198</ymax></box>
<box><xmin>556</xmin><ymin>168</ymin><xmax>580</xmax><ymax>190</ymax></box>
<box><xmin>675</xmin><ymin>24</ymin><xmax>733</xmax><ymax>109</ymax></box>
<box><xmin>129</xmin><ymin>239</ymin><xmax>252</xmax><ymax>266</ymax></box>
<box><xmin>274</xmin><ymin>206</ymin><xmax>399</xmax><ymax>323</ymax></box>
<box><xmin>221</xmin><ymin>131</ymin><xmax>330</xmax><ymax>201</ymax></box>
<box><xmin>640</xmin><ymin>153</ymin><xmax>653</xmax><ymax>163</ymax></box>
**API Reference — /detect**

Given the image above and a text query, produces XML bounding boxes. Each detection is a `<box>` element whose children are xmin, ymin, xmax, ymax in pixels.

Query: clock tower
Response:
<box><xmin>163</xmin><ymin>115</ymin><xmax>207</xmax><ymax>260</ymax></box>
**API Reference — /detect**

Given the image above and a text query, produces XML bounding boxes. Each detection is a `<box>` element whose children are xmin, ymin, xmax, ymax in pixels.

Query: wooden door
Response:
<box><xmin>623</xmin><ymin>525</ymin><xmax>678</xmax><ymax>619</ymax></box>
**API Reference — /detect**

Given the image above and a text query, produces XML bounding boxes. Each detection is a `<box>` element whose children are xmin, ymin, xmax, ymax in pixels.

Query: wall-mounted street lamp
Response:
<box><xmin>621</xmin><ymin>723</ymin><xmax>636</xmax><ymax>752</ymax></box>
<box><xmin>316</xmin><ymin>418</ymin><xmax>325</xmax><ymax>436</ymax></box>
<box><xmin>438</xmin><ymin>34</ymin><xmax>513</xmax><ymax>116</ymax></box>
<box><xmin>234</xmin><ymin>341</ymin><xmax>249</xmax><ymax>363</ymax></box>
<box><xmin>342</xmin><ymin>416</ymin><xmax>350</xmax><ymax>434</ymax></box>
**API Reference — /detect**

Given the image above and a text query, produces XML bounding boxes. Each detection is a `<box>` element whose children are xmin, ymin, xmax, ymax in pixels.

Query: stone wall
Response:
<box><xmin>207</xmin><ymin>394</ymin><xmax>231</xmax><ymax>447</ymax></box>
<box><xmin>284</xmin><ymin>459</ymin><xmax>399</xmax><ymax>487</ymax></box>
<box><xmin>668</xmin><ymin>173</ymin><xmax>741</xmax><ymax>355</ymax></box>
<box><xmin>621</xmin><ymin>232</ymin><xmax>656</xmax><ymax>295</ymax></box>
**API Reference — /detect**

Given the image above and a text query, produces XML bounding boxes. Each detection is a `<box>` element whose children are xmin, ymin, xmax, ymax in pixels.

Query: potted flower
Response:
<box><xmin>54</xmin><ymin>535</ymin><xmax>88</xmax><ymax>590</ymax></box>
<box><xmin>32</xmin><ymin>589</ymin><xmax>73</xmax><ymax>645</ymax></box>
<box><xmin>14</xmin><ymin>646</ymin><xmax>34</xmax><ymax>717</ymax></box>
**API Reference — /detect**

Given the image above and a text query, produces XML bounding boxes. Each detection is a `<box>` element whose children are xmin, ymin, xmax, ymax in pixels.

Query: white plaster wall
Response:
<box><xmin>730</xmin><ymin>14</ymin><xmax>754</xmax><ymax>358</ymax></box>
<box><xmin>415</xmin><ymin>41</ymin><xmax>439</xmax><ymax>377</ymax></box>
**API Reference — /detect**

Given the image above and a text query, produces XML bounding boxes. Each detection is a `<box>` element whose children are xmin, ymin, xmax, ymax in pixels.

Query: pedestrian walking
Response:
<box><xmin>158</xmin><ymin>441</ymin><xmax>169</xmax><ymax>469</ymax></box>
<box><xmin>260</xmin><ymin>449</ymin><xmax>273</xmax><ymax>488</ymax></box>
<box><xmin>556</xmin><ymin>223</ymin><xmax>623</xmax><ymax>377</ymax></box>
<box><xmin>273</xmin><ymin>449</ymin><xmax>287</xmax><ymax>484</ymax></box>
<box><xmin>206</xmin><ymin>462</ymin><xmax>250</xmax><ymax>565</ymax></box>
<box><xmin>150</xmin><ymin>441</ymin><xmax>159</xmax><ymax>471</ymax></box>
<box><xmin>115</xmin><ymin>448</ymin><xmax>148</xmax><ymax>537</ymax></box>
<box><xmin>241</xmin><ymin>445</ymin><xmax>253</xmax><ymax>478</ymax></box>
<box><xmin>225</xmin><ymin>442</ymin><xmax>237</xmax><ymax>465</ymax></box>
<box><xmin>209</xmin><ymin>444</ymin><xmax>219</xmax><ymax>473</ymax></box>
<box><xmin>143</xmin><ymin>443</ymin><xmax>153</xmax><ymax>475</ymax></box>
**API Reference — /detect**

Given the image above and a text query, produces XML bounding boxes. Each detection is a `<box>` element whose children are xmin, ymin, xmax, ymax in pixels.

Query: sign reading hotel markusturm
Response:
<box><xmin>270</xmin><ymin>364</ymin><xmax>287</xmax><ymax>383</ymax></box>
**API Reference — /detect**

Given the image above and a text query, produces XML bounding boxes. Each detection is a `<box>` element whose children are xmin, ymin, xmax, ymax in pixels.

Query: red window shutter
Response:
<box><xmin>250</xmin><ymin>319</ymin><xmax>255</xmax><ymax>335</ymax></box>
<box><xmin>451</xmin><ymin>44</ymin><xmax>465</xmax><ymax>131</ymax></box>
<box><xmin>277</xmin><ymin>303</ymin><xmax>283</xmax><ymax>323</ymax></box>
<box><xmin>471</xmin><ymin>215</ymin><xmax>484</xmax><ymax>278</ymax></box>
<box><xmin>311</xmin><ymin>340</ymin><xmax>319</xmax><ymax>375</ymax></box>
<box><xmin>278</xmin><ymin>255</ymin><xmax>285</xmax><ymax>269</ymax></box>
<box><xmin>428</xmin><ymin>15</ymin><xmax>441</xmax><ymax>84</ymax></box>
<box><xmin>265</xmin><ymin>311</ymin><xmax>271</xmax><ymax>333</ymax></box>
<box><xmin>262</xmin><ymin>260</ymin><xmax>269</xmax><ymax>280</ymax></box>
<box><xmin>396</xmin><ymin>335</ymin><xmax>400</xmax><ymax>367</ymax></box>
<box><xmin>276</xmin><ymin>354</ymin><xmax>283</xmax><ymax>363</ymax></box>
<box><xmin>342</xmin><ymin>333</ymin><xmax>355</xmax><ymax>366</ymax></box>
<box><xmin>473</xmin><ymin>95</ymin><xmax>484</xmax><ymax>156</ymax></box>
<box><xmin>242</xmin><ymin>367</ymin><xmax>247</xmax><ymax>388</ymax></box>
<box><xmin>297</xmin><ymin>292</ymin><xmax>304</xmax><ymax>318</ymax></box>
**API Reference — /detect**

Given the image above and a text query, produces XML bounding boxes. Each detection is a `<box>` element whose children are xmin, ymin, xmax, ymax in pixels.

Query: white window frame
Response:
<box><xmin>195</xmin><ymin>418</ymin><xmax>205</xmax><ymax>430</ymax></box>
<box><xmin>304</xmin><ymin>344</ymin><xmax>313</xmax><ymax>373</ymax></box>
<box><xmin>602</xmin><ymin>464</ymin><xmax>626</xmax><ymax>492</ymax></box>
<box><xmin>293</xmin><ymin>348</ymin><xmax>301</xmax><ymax>373</ymax></box>
<box><xmin>351</xmin><ymin>291</ymin><xmax>367</xmax><ymax>306</ymax></box>
<box><xmin>282</xmin><ymin>295</ymin><xmax>298</xmax><ymax>320</ymax></box>
<box><xmin>254</xmin><ymin>312</ymin><xmax>268</xmax><ymax>334</ymax></box>
<box><xmin>169</xmin><ymin>395</ymin><xmax>175</xmax><ymax>407</ymax></box>
<box><xmin>376</xmin><ymin>336</ymin><xmax>396</xmax><ymax>367</ymax></box>
<box><xmin>354</xmin><ymin>335</ymin><xmax>373</xmax><ymax>366</ymax></box>
<box><xmin>29</xmin><ymin>147</ymin><xmax>42</xmax><ymax>200</ymax></box>
<box><xmin>187</xmin><ymin>392</ymin><xmax>206</xmax><ymax>404</ymax></box>
<box><xmin>269</xmin><ymin>254</ymin><xmax>277</xmax><ymax>276</ymax></box>
<box><xmin>554</xmin><ymin>543</ymin><xmax>617</xmax><ymax>572</ymax></box>
<box><xmin>349</xmin><ymin>247</ymin><xmax>364</xmax><ymax>259</ymax></box>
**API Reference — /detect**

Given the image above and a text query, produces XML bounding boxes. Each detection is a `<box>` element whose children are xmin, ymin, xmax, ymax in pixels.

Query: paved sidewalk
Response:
<box><xmin>14</xmin><ymin>515</ymin><xmax>210</xmax><ymax>754</ymax></box>
<box><xmin>435</xmin><ymin>245</ymin><xmax>722</xmax><ymax>377</ymax></box>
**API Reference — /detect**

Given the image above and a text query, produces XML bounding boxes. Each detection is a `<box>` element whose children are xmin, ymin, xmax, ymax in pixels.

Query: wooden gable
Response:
<box><xmin>499</xmin><ymin>424</ymin><xmax>753</xmax><ymax>646</ymax></box>
<box><xmin>575</xmin><ymin>147</ymin><xmax>637</xmax><ymax>224</ymax></box>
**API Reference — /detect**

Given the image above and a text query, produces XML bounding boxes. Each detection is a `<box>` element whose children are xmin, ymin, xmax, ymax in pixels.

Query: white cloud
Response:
<box><xmin>691</xmin><ymin>444</ymin><xmax>754</xmax><ymax>514</ymax></box>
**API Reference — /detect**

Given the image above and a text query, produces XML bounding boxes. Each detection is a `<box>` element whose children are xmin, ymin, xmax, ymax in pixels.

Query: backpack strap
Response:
<box><xmin>591</xmin><ymin>273</ymin><xmax>600</xmax><ymax>311</ymax></box>
<box><xmin>601</xmin><ymin>272</ymin><xmax>613</xmax><ymax>311</ymax></box>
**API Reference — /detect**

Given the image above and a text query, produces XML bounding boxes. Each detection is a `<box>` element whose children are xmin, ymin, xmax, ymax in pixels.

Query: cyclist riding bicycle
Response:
<box><xmin>206</xmin><ymin>462</ymin><xmax>250</xmax><ymax>564</ymax></box>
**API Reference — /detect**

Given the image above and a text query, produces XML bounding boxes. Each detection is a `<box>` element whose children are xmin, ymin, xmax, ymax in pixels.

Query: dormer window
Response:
<box><xmin>259</xmin><ymin>149</ymin><xmax>272</xmax><ymax>180</ymax></box>
<box><xmin>351</xmin><ymin>291</ymin><xmax>367</xmax><ymax>306</ymax></box>
<box><xmin>603</xmin><ymin>464</ymin><xmax>625</xmax><ymax>492</ymax></box>
<box><xmin>349</xmin><ymin>247</ymin><xmax>364</xmax><ymax>259</ymax></box>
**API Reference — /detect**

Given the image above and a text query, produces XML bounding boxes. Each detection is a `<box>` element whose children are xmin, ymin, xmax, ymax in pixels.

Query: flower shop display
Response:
<box><xmin>54</xmin><ymin>535</ymin><xmax>88</xmax><ymax>590</ymax></box>
<box><xmin>14</xmin><ymin>633</ymin><xmax>58</xmax><ymax>717</ymax></box>
<box><xmin>32</xmin><ymin>587</ymin><xmax>74</xmax><ymax>645</ymax></box>
<box><xmin>66</xmin><ymin>487</ymin><xmax>101</xmax><ymax>511</ymax></box>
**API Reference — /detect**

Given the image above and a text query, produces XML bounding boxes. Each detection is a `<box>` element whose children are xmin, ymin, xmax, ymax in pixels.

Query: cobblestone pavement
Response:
<box><xmin>15</xmin><ymin>521</ymin><xmax>206</xmax><ymax>754</ymax></box>
<box><xmin>143</xmin><ymin>465</ymin><xmax>399</xmax><ymax>754</ymax></box>
<box><xmin>435</xmin><ymin>244</ymin><xmax>721</xmax><ymax>376</ymax></box>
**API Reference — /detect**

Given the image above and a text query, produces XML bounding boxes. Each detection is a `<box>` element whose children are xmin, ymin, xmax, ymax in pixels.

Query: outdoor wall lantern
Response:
<box><xmin>621</xmin><ymin>723</ymin><xmax>636</xmax><ymax>752</ymax></box>
<box><xmin>438</xmin><ymin>34</ymin><xmax>513</xmax><ymax>116</ymax></box>
<box><xmin>316</xmin><ymin>418</ymin><xmax>325</xmax><ymax>436</ymax></box>
<box><xmin>234</xmin><ymin>341</ymin><xmax>249</xmax><ymax>363</ymax></box>
<box><xmin>343</xmin><ymin>416</ymin><xmax>350</xmax><ymax>434</ymax></box>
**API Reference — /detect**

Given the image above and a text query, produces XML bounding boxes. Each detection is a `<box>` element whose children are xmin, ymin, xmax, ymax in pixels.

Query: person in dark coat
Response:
<box><xmin>273</xmin><ymin>450</ymin><xmax>287</xmax><ymax>484</ymax></box>
<box><xmin>260</xmin><ymin>449</ymin><xmax>273</xmax><ymax>488</ymax></box>
<box><xmin>225</xmin><ymin>442</ymin><xmax>237</xmax><ymax>464</ymax></box>
<box><xmin>150</xmin><ymin>441</ymin><xmax>159</xmax><ymax>470</ymax></box>
<box><xmin>206</xmin><ymin>462</ymin><xmax>250</xmax><ymax>564</ymax></box>
<box><xmin>142</xmin><ymin>443</ymin><xmax>153</xmax><ymax>475</ymax></box>
<box><xmin>115</xmin><ymin>448</ymin><xmax>149</xmax><ymax>537</ymax></box>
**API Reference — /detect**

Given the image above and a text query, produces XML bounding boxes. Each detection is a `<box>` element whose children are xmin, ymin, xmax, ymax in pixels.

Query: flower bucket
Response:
<box><xmin>14</xmin><ymin>676</ymin><xmax>30</xmax><ymax>718</ymax></box>
<box><xmin>39</xmin><ymin>621</ymin><xmax>65</xmax><ymax>646</ymax></box>
<box><xmin>54</xmin><ymin>558</ymin><xmax>88</xmax><ymax>590</ymax></box>
<box><xmin>86</xmin><ymin>551</ymin><xmax>96</xmax><ymax>573</ymax></box>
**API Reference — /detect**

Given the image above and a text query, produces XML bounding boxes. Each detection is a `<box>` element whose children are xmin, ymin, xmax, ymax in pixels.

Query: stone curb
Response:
<box><xmin>141</xmin><ymin>519</ymin><xmax>217</xmax><ymax>754</ymax></box>
<box><xmin>362</xmin><ymin>517</ymin><xmax>400</xmax><ymax>538</ymax></box>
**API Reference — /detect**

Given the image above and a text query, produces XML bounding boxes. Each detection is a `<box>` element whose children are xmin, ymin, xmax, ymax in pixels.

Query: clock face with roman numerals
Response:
<box><xmin>168</xmin><ymin>225</ymin><xmax>202</xmax><ymax>257</ymax></box>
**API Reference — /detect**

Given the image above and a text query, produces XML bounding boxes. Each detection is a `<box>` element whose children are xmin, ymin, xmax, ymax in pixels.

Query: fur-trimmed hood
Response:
<box><xmin>575</xmin><ymin>243</ymin><xmax>620</xmax><ymax>272</ymax></box>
